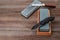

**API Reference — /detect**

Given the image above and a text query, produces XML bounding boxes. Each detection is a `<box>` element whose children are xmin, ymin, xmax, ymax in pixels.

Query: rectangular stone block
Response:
<box><xmin>40</xmin><ymin>8</ymin><xmax>49</xmax><ymax>32</ymax></box>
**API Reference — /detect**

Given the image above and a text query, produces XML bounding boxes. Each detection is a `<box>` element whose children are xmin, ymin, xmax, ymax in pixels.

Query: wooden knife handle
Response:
<box><xmin>45</xmin><ymin>4</ymin><xmax>56</xmax><ymax>8</ymax></box>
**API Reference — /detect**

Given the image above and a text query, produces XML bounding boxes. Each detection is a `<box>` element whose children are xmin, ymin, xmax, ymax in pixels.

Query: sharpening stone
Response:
<box><xmin>21</xmin><ymin>0</ymin><xmax>41</xmax><ymax>18</ymax></box>
<box><xmin>40</xmin><ymin>8</ymin><xmax>49</xmax><ymax>32</ymax></box>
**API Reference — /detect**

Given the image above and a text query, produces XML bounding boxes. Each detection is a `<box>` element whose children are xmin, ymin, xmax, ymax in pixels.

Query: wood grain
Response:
<box><xmin>0</xmin><ymin>0</ymin><xmax>59</xmax><ymax>40</ymax></box>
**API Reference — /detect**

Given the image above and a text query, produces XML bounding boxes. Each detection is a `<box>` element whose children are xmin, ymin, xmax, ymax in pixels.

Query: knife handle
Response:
<box><xmin>45</xmin><ymin>4</ymin><xmax>56</xmax><ymax>8</ymax></box>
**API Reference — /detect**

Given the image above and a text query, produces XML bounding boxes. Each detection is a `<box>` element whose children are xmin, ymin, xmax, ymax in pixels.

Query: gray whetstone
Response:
<box><xmin>40</xmin><ymin>8</ymin><xmax>49</xmax><ymax>32</ymax></box>
<box><xmin>21</xmin><ymin>0</ymin><xmax>41</xmax><ymax>18</ymax></box>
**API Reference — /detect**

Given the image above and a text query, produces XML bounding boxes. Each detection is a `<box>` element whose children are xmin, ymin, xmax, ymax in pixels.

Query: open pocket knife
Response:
<box><xmin>32</xmin><ymin>16</ymin><xmax>55</xmax><ymax>30</ymax></box>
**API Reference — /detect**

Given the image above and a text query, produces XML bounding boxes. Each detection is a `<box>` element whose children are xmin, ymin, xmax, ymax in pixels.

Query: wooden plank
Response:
<box><xmin>0</xmin><ymin>32</ymin><xmax>59</xmax><ymax>40</ymax></box>
<box><xmin>52</xmin><ymin>12</ymin><xmax>60</xmax><ymax>15</ymax></box>
<box><xmin>0</xmin><ymin>0</ymin><xmax>57</xmax><ymax>5</ymax></box>
<box><xmin>0</xmin><ymin>31</ymin><xmax>59</xmax><ymax>37</ymax></box>
<box><xmin>0</xmin><ymin>5</ymin><xmax>27</xmax><ymax>12</ymax></box>
<box><xmin>56</xmin><ymin>5</ymin><xmax>60</xmax><ymax>8</ymax></box>
<box><xmin>0</xmin><ymin>12</ymin><xmax>37</xmax><ymax>20</ymax></box>
<box><xmin>0</xmin><ymin>0</ymin><xmax>32</xmax><ymax>5</ymax></box>
<box><xmin>0</xmin><ymin>30</ymin><xmax>36</xmax><ymax>36</ymax></box>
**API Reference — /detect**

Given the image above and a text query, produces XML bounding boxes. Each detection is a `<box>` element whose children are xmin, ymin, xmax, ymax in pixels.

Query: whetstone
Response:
<box><xmin>40</xmin><ymin>8</ymin><xmax>49</xmax><ymax>32</ymax></box>
<box><xmin>21</xmin><ymin>0</ymin><xmax>41</xmax><ymax>18</ymax></box>
<box><xmin>37</xmin><ymin>8</ymin><xmax>51</xmax><ymax>35</ymax></box>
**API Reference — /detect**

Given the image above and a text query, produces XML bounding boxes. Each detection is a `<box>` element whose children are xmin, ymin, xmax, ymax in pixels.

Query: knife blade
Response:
<box><xmin>31</xmin><ymin>16</ymin><xmax>55</xmax><ymax>30</ymax></box>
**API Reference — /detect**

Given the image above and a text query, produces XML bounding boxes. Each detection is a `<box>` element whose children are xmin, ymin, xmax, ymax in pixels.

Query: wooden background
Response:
<box><xmin>0</xmin><ymin>0</ymin><xmax>60</xmax><ymax>40</ymax></box>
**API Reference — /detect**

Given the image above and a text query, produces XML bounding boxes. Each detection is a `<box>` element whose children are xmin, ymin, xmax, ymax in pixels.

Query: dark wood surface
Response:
<box><xmin>0</xmin><ymin>0</ymin><xmax>60</xmax><ymax>40</ymax></box>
